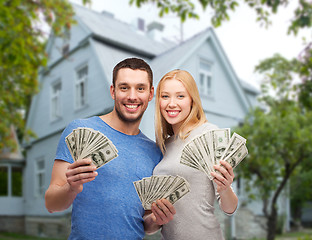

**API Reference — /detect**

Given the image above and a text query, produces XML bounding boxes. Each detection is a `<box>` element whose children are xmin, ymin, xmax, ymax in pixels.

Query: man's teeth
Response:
<box><xmin>126</xmin><ymin>105</ymin><xmax>138</xmax><ymax>109</ymax></box>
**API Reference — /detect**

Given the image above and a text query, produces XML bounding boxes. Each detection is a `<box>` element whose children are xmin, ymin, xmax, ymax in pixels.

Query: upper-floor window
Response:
<box><xmin>75</xmin><ymin>65</ymin><xmax>88</xmax><ymax>110</ymax></box>
<box><xmin>199</xmin><ymin>60</ymin><xmax>213</xmax><ymax>97</ymax></box>
<box><xmin>35</xmin><ymin>159</ymin><xmax>45</xmax><ymax>197</ymax></box>
<box><xmin>51</xmin><ymin>81</ymin><xmax>62</xmax><ymax>121</ymax></box>
<box><xmin>62</xmin><ymin>27</ymin><xmax>70</xmax><ymax>56</ymax></box>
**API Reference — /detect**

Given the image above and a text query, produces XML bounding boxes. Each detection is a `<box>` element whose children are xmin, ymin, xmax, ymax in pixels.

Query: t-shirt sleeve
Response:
<box><xmin>55</xmin><ymin>120</ymin><xmax>80</xmax><ymax>164</ymax></box>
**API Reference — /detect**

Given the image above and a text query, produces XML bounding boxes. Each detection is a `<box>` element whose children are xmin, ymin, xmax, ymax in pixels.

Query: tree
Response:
<box><xmin>233</xmin><ymin>54</ymin><xmax>312</xmax><ymax>240</ymax></box>
<box><xmin>0</xmin><ymin>0</ymin><xmax>89</xmax><ymax>152</ymax></box>
<box><xmin>130</xmin><ymin>0</ymin><xmax>312</xmax><ymax>30</ymax></box>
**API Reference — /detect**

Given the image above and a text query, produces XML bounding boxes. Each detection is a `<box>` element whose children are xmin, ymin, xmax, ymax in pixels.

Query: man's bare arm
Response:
<box><xmin>45</xmin><ymin>159</ymin><xmax>98</xmax><ymax>213</ymax></box>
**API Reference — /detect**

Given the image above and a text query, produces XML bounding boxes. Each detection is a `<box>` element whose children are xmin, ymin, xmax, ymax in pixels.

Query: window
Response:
<box><xmin>0</xmin><ymin>165</ymin><xmax>23</xmax><ymax>197</ymax></box>
<box><xmin>51</xmin><ymin>81</ymin><xmax>62</xmax><ymax>120</ymax></box>
<box><xmin>199</xmin><ymin>60</ymin><xmax>213</xmax><ymax>97</ymax></box>
<box><xmin>0</xmin><ymin>166</ymin><xmax>8</xmax><ymax>196</ymax></box>
<box><xmin>12</xmin><ymin>167</ymin><xmax>22</xmax><ymax>196</ymax></box>
<box><xmin>35</xmin><ymin>159</ymin><xmax>45</xmax><ymax>197</ymax></box>
<box><xmin>75</xmin><ymin>65</ymin><xmax>88</xmax><ymax>109</ymax></box>
<box><xmin>62</xmin><ymin>27</ymin><xmax>70</xmax><ymax>56</ymax></box>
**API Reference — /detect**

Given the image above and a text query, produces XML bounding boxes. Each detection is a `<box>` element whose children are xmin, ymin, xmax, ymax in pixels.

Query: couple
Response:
<box><xmin>45</xmin><ymin>58</ymin><xmax>238</xmax><ymax>240</ymax></box>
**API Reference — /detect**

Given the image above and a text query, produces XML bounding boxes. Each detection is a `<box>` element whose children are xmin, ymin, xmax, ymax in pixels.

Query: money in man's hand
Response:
<box><xmin>65</xmin><ymin>127</ymin><xmax>118</xmax><ymax>168</ymax></box>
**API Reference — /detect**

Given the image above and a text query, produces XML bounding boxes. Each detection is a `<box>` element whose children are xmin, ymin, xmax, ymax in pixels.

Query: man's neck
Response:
<box><xmin>99</xmin><ymin>112</ymin><xmax>141</xmax><ymax>135</ymax></box>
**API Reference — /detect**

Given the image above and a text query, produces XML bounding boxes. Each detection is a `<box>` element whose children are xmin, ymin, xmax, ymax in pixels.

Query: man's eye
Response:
<box><xmin>138</xmin><ymin>87</ymin><xmax>144</xmax><ymax>91</ymax></box>
<box><xmin>120</xmin><ymin>87</ymin><xmax>128</xmax><ymax>90</ymax></box>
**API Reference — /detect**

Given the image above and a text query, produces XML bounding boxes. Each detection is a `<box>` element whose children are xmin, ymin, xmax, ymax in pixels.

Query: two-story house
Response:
<box><xmin>0</xmin><ymin>3</ymin><xmax>290</xmax><ymax>239</ymax></box>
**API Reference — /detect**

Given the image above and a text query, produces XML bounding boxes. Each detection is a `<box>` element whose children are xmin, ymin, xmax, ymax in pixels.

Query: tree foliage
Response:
<box><xmin>234</xmin><ymin>54</ymin><xmax>312</xmax><ymax>240</ymax></box>
<box><xmin>129</xmin><ymin>0</ymin><xmax>312</xmax><ymax>32</ymax></box>
<box><xmin>0</xmin><ymin>0</ymin><xmax>89</xmax><ymax>152</ymax></box>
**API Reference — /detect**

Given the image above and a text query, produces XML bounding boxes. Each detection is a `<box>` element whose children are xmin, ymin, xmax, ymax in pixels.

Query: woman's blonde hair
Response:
<box><xmin>155</xmin><ymin>69</ymin><xmax>207</xmax><ymax>154</ymax></box>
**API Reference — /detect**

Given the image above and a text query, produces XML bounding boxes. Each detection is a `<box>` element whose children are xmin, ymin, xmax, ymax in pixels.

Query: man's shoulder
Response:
<box><xmin>67</xmin><ymin>116</ymin><xmax>99</xmax><ymax>127</ymax></box>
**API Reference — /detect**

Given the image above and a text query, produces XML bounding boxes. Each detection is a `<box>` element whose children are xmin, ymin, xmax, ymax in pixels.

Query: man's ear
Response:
<box><xmin>149</xmin><ymin>86</ymin><xmax>154</xmax><ymax>102</ymax></box>
<box><xmin>110</xmin><ymin>85</ymin><xmax>115</xmax><ymax>100</ymax></box>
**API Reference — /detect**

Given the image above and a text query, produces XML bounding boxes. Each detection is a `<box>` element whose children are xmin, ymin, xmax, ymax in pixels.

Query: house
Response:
<box><xmin>0</xmin><ymin>3</ymin><xmax>290</xmax><ymax>239</ymax></box>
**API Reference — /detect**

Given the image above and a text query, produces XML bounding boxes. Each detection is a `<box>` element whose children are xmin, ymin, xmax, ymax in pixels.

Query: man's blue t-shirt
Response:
<box><xmin>55</xmin><ymin>116</ymin><xmax>162</xmax><ymax>240</ymax></box>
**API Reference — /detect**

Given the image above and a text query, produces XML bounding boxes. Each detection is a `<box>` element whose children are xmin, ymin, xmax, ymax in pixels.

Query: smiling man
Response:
<box><xmin>45</xmin><ymin>58</ymin><xmax>176</xmax><ymax>240</ymax></box>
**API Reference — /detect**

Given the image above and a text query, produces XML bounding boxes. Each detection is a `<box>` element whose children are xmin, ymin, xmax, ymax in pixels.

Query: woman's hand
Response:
<box><xmin>211</xmin><ymin>160</ymin><xmax>234</xmax><ymax>194</ymax></box>
<box><xmin>144</xmin><ymin>199</ymin><xmax>176</xmax><ymax>234</ymax></box>
<box><xmin>150</xmin><ymin>199</ymin><xmax>176</xmax><ymax>225</ymax></box>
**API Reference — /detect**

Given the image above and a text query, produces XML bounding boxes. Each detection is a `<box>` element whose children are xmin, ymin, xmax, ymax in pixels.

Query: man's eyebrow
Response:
<box><xmin>117</xmin><ymin>82</ymin><xmax>129</xmax><ymax>86</ymax></box>
<box><xmin>137</xmin><ymin>83</ymin><xmax>148</xmax><ymax>87</ymax></box>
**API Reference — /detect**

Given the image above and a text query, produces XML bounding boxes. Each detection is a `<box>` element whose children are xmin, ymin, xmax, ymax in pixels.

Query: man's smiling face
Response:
<box><xmin>111</xmin><ymin>68</ymin><xmax>154</xmax><ymax>124</ymax></box>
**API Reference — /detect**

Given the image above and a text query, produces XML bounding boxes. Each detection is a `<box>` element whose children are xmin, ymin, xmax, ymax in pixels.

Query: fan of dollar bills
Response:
<box><xmin>180</xmin><ymin>128</ymin><xmax>248</xmax><ymax>180</ymax></box>
<box><xmin>133</xmin><ymin>175</ymin><xmax>190</xmax><ymax>210</ymax></box>
<box><xmin>65</xmin><ymin>127</ymin><xmax>118</xmax><ymax>168</ymax></box>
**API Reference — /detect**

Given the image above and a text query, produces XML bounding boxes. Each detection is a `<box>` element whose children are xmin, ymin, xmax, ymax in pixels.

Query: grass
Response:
<box><xmin>1</xmin><ymin>229</ymin><xmax>312</xmax><ymax>240</ymax></box>
<box><xmin>249</xmin><ymin>229</ymin><xmax>312</xmax><ymax>240</ymax></box>
<box><xmin>0</xmin><ymin>232</ymin><xmax>65</xmax><ymax>240</ymax></box>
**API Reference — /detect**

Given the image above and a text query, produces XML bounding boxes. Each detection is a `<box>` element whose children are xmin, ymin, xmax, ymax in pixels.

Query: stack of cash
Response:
<box><xmin>181</xmin><ymin>128</ymin><xmax>248</xmax><ymax>180</ymax></box>
<box><xmin>65</xmin><ymin>127</ymin><xmax>118</xmax><ymax>168</ymax></box>
<box><xmin>133</xmin><ymin>175</ymin><xmax>190</xmax><ymax>210</ymax></box>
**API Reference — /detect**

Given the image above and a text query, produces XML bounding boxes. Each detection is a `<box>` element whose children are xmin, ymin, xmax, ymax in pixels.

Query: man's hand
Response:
<box><xmin>45</xmin><ymin>158</ymin><xmax>98</xmax><ymax>213</ymax></box>
<box><xmin>66</xmin><ymin>158</ymin><xmax>98</xmax><ymax>194</ymax></box>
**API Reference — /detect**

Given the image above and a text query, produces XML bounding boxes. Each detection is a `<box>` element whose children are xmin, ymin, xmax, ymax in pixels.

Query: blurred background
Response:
<box><xmin>0</xmin><ymin>0</ymin><xmax>311</xmax><ymax>239</ymax></box>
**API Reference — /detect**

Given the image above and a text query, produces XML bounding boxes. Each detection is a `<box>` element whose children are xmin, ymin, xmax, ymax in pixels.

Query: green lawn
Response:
<box><xmin>1</xmin><ymin>229</ymin><xmax>312</xmax><ymax>240</ymax></box>
<box><xmin>0</xmin><ymin>232</ymin><xmax>65</xmax><ymax>240</ymax></box>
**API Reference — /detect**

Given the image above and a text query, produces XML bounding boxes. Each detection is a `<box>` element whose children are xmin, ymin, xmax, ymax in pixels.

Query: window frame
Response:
<box><xmin>34</xmin><ymin>158</ymin><xmax>45</xmax><ymax>198</ymax></box>
<box><xmin>74</xmin><ymin>64</ymin><xmax>88</xmax><ymax>110</ymax></box>
<box><xmin>198</xmin><ymin>59</ymin><xmax>214</xmax><ymax>98</ymax></box>
<box><xmin>50</xmin><ymin>79</ymin><xmax>62</xmax><ymax>121</ymax></box>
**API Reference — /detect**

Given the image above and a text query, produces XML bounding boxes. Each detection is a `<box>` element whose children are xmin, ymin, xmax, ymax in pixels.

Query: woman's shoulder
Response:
<box><xmin>195</xmin><ymin>121</ymin><xmax>219</xmax><ymax>133</ymax></box>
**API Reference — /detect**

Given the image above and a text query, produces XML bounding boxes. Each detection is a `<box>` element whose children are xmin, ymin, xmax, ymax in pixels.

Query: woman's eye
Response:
<box><xmin>178</xmin><ymin>95</ymin><xmax>184</xmax><ymax>98</ymax></box>
<box><xmin>161</xmin><ymin>95</ymin><xmax>169</xmax><ymax>99</ymax></box>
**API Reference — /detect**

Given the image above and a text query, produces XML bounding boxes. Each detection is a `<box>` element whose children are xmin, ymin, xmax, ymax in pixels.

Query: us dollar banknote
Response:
<box><xmin>133</xmin><ymin>175</ymin><xmax>190</xmax><ymax>210</ymax></box>
<box><xmin>65</xmin><ymin>127</ymin><xmax>118</xmax><ymax>168</ymax></box>
<box><xmin>180</xmin><ymin>128</ymin><xmax>247</xmax><ymax>179</ymax></box>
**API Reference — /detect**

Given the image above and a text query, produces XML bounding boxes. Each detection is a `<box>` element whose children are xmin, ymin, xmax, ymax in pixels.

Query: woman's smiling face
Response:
<box><xmin>159</xmin><ymin>78</ymin><xmax>192</xmax><ymax>134</ymax></box>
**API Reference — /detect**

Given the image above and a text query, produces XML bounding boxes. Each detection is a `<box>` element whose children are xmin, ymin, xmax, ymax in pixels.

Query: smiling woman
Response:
<box><xmin>152</xmin><ymin>69</ymin><xmax>238</xmax><ymax>240</ymax></box>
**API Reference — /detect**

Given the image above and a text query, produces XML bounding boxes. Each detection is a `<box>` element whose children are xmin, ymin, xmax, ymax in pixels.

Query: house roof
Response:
<box><xmin>0</xmin><ymin>126</ymin><xmax>24</xmax><ymax>163</ymax></box>
<box><xmin>72</xmin><ymin>4</ymin><xmax>259</xmax><ymax>99</ymax></box>
<box><xmin>149</xmin><ymin>27</ymin><xmax>256</xmax><ymax>110</ymax></box>
<box><xmin>73</xmin><ymin>3</ymin><xmax>175</xmax><ymax>57</ymax></box>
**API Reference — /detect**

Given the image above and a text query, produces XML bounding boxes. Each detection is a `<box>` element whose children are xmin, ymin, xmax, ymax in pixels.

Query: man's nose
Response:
<box><xmin>128</xmin><ymin>88</ymin><xmax>138</xmax><ymax>100</ymax></box>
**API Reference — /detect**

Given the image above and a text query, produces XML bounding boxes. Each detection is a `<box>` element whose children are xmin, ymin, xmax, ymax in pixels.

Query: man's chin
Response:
<box><xmin>116</xmin><ymin>110</ymin><xmax>143</xmax><ymax>123</ymax></box>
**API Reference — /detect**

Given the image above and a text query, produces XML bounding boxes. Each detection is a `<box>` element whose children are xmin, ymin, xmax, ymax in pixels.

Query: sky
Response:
<box><xmin>71</xmin><ymin>0</ymin><xmax>310</xmax><ymax>89</ymax></box>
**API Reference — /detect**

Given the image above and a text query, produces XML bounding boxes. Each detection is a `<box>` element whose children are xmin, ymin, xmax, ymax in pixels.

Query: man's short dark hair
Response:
<box><xmin>112</xmin><ymin>58</ymin><xmax>153</xmax><ymax>87</ymax></box>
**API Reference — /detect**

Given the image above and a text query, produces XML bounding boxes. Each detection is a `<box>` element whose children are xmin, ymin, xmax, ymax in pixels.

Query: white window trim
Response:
<box><xmin>75</xmin><ymin>64</ymin><xmax>88</xmax><ymax>110</ymax></box>
<box><xmin>50</xmin><ymin>80</ymin><xmax>62</xmax><ymax>121</ymax></box>
<box><xmin>199</xmin><ymin>59</ymin><xmax>214</xmax><ymax>98</ymax></box>
<box><xmin>34</xmin><ymin>158</ymin><xmax>45</xmax><ymax>198</ymax></box>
